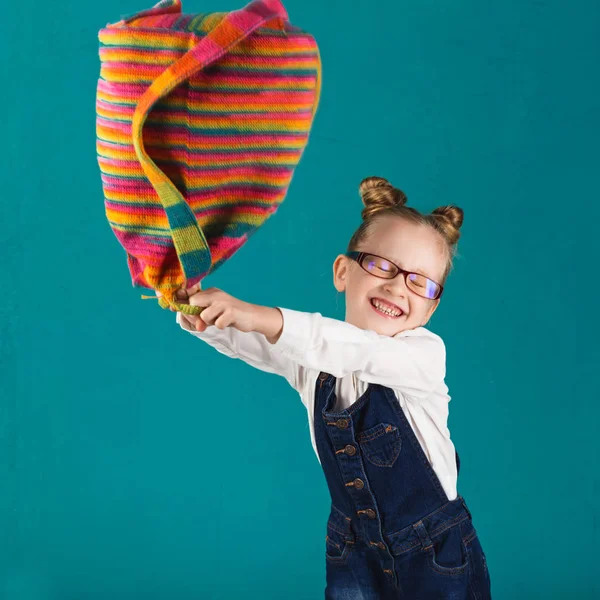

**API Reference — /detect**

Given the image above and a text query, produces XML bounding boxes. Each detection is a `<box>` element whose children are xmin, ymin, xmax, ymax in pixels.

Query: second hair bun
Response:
<box><xmin>359</xmin><ymin>176</ymin><xmax>407</xmax><ymax>220</ymax></box>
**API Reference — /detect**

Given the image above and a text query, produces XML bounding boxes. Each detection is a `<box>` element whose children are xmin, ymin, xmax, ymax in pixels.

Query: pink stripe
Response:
<box><xmin>99</xmin><ymin>28</ymin><xmax>315</xmax><ymax>47</ymax></box>
<box><xmin>119</xmin><ymin>238</ymin><xmax>172</xmax><ymax>257</ymax></box>
<box><xmin>106</xmin><ymin>202</ymin><xmax>275</xmax><ymax>220</ymax></box>
<box><xmin>99</xmin><ymin>47</ymin><xmax>182</xmax><ymax>60</ymax></box>
<box><xmin>101</xmin><ymin>162</ymin><xmax>292</xmax><ymax>177</ymax></box>
<box><xmin>98</xmin><ymin>79</ymin><xmax>315</xmax><ymax>102</ymax></box>
<box><xmin>97</xmin><ymin>100</ymin><xmax>313</xmax><ymax>120</ymax></box>
<box><xmin>106</xmin><ymin>202</ymin><xmax>166</xmax><ymax>216</ymax></box>
<box><xmin>191</xmin><ymin>34</ymin><xmax>224</xmax><ymax>64</ymax></box>
<box><xmin>97</xmin><ymin>80</ymin><xmax>186</xmax><ymax>99</ymax></box>
<box><xmin>98</xmin><ymin>70</ymin><xmax>316</xmax><ymax>86</ymax></box>
<box><xmin>213</xmin><ymin>236</ymin><xmax>245</xmax><ymax>254</ymax></box>
<box><xmin>100</xmin><ymin>52</ymin><xmax>315</xmax><ymax>67</ymax></box>
<box><xmin>197</xmin><ymin>205</ymin><xmax>275</xmax><ymax>219</ymax></box>
<box><xmin>188</xmin><ymin>187</ymin><xmax>283</xmax><ymax>201</ymax></box>
<box><xmin>98</xmin><ymin>150</ymin><xmax>301</xmax><ymax>165</ymax></box>
<box><xmin>97</xmin><ymin>117</ymin><xmax>308</xmax><ymax>142</ymax></box>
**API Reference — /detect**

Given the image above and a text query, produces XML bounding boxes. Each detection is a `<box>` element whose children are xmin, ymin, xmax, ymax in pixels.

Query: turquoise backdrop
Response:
<box><xmin>1</xmin><ymin>0</ymin><xmax>598</xmax><ymax>598</ymax></box>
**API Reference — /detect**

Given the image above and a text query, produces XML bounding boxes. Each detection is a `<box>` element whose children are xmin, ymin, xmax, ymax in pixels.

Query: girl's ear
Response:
<box><xmin>333</xmin><ymin>255</ymin><xmax>349</xmax><ymax>292</ymax></box>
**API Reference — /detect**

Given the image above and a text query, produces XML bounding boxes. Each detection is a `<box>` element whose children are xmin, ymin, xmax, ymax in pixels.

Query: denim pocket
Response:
<box><xmin>426</xmin><ymin>521</ymin><xmax>470</xmax><ymax>576</ymax></box>
<box><xmin>358</xmin><ymin>423</ymin><xmax>402</xmax><ymax>467</ymax></box>
<box><xmin>325</xmin><ymin>507</ymin><xmax>354</xmax><ymax>564</ymax></box>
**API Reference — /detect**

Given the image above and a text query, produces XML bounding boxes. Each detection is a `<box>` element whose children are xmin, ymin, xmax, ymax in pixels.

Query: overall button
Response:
<box><xmin>336</xmin><ymin>419</ymin><xmax>349</xmax><ymax>429</ymax></box>
<box><xmin>365</xmin><ymin>509</ymin><xmax>376</xmax><ymax>519</ymax></box>
<box><xmin>353</xmin><ymin>478</ymin><xmax>364</xmax><ymax>490</ymax></box>
<box><xmin>369</xmin><ymin>541</ymin><xmax>386</xmax><ymax>550</ymax></box>
<box><xmin>344</xmin><ymin>445</ymin><xmax>356</xmax><ymax>456</ymax></box>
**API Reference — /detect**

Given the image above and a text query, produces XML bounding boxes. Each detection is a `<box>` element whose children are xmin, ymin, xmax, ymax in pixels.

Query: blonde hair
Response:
<box><xmin>347</xmin><ymin>176</ymin><xmax>464</xmax><ymax>284</ymax></box>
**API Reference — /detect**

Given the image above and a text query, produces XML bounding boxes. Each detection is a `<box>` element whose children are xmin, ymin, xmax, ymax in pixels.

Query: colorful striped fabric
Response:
<box><xmin>96</xmin><ymin>0</ymin><xmax>321</xmax><ymax>314</ymax></box>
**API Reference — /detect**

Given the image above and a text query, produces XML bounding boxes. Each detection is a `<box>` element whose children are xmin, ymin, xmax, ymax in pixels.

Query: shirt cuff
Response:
<box><xmin>270</xmin><ymin>307</ymin><xmax>314</xmax><ymax>359</ymax></box>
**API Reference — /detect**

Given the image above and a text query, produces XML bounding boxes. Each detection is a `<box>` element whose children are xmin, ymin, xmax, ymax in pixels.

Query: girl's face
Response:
<box><xmin>333</xmin><ymin>217</ymin><xmax>447</xmax><ymax>335</ymax></box>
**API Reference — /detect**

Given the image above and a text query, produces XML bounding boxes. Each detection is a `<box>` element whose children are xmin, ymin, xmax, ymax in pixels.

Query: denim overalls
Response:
<box><xmin>315</xmin><ymin>371</ymin><xmax>492</xmax><ymax>599</ymax></box>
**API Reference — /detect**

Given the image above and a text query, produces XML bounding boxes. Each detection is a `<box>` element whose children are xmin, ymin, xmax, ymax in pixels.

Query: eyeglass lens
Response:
<box><xmin>362</xmin><ymin>254</ymin><xmax>439</xmax><ymax>299</ymax></box>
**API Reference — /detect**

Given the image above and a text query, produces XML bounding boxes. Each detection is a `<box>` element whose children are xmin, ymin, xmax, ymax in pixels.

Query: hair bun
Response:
<box><xmin>430</xmin><ymin>205</ymin><xmax>464</xmax><ymax>245</ymax></box>
<box><xmin>359</xmin><ymin>176</ymin><xmax>407</xmax><ymax>220</ymax></box>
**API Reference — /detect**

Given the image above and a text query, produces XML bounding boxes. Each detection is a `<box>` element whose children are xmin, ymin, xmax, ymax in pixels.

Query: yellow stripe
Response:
<box><xmin>97</xmin><ymin>107</ymin><xmax>312</xmax><ymax>131</ymax></box>
<box><xmin>105</xmin><ymin>209</ymin><xmax>167</xmax><ymax>227</ymax></box>
<box><xmin>171</xmin><ymin>222</ymin><xmax>205</xmax><ymax>254</ymax></box>
<box><xmin>99</xmin><ymin>69</ymin><xmax>317</xmax><ymax>88</ymax></box>
<box><xmin>97</xmin><ymin>130</ymin><xmax>308</xmax><ymax>151</ymax></box>
<box><xmin>97</xmin><ymin>147</ymin><xmax>298</xmax><ymax>164</ymax></box>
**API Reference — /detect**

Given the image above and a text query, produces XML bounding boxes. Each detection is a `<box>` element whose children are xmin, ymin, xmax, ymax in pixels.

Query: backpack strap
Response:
<box><xmin>132</xmin><ymin>0</ymin><xmax>289</xmax><ymax>313</ymax></box>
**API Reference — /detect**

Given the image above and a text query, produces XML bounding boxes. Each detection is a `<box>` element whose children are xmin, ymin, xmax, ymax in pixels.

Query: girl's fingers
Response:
<box><xmin>181</xmin><ymin>313</ymin><xmax>199</xmax><ymax>327</ymax></box>
<box><xmin>195</xmin><ymin>303</ymin><xmax>220</xmax><ymax>326</ymax></box>
<box><xmin>186</xmin><ymin>283</ymin><xmax>201</xmax><ymax>295</ymax></box>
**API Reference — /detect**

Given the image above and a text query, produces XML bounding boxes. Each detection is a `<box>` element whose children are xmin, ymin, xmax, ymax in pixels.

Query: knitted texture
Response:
<box><xmin>95</xmin><ymin>0</ymin><xmax>321</xmax><ymax>313</ymax></box>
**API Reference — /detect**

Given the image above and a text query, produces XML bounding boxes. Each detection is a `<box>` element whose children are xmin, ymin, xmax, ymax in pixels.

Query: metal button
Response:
<box><xmin>365</xmin><ymin>509</ymin><xmax>376</xmax><ymax>519</ymax></box>
<box><xmin>369</xmin><ymin>541</ymin><xmax>386</xmax><ymax>550</ymax></box>
<box><xmin>353</xmin><ymin>478</ymin><xmax>364</xmax><ymax>490</ymax></box>
<box><xmin>345</xmin><ymin>445</ymin><xmax>356</xmax><ymax>456</ymax></box>
<box><xmin>336</xmin><ymin>419</ymin><xmax>349</xmax><ymax>429</ymax></box>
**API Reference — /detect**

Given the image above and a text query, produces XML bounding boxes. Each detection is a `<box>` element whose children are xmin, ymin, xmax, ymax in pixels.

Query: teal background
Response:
<box><xmin>1</xmin><ymin>0</ymin><xmax>598</xmax><ymax>598</ymax></box>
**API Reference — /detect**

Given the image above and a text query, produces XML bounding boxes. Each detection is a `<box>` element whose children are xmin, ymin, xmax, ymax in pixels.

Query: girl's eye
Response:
<box><xmin>368</xmin><ymin>261</ymin><xmax>393</xmax><ymax>274</ymax></box>
<box><xmin>409</xmin><ymin>275</ymin><xmax>426</xmax><ymax>288</ymax></box>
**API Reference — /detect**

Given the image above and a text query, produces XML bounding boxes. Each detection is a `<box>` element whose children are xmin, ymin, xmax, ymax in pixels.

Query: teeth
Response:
<box><xmin>372</xmin><ymin>299</ymin><xmax>402</xmax><ymax>317</ymax></box>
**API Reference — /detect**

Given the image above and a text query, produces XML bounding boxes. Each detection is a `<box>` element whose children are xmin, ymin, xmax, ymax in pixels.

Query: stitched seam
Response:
<box><xmin>430</xmin><ymin>514</ymin><xmax>469</xmax><ymax>539</ymax></box>
<box><xmin>387</xmin><ymin>500</ymin><xmax>463</xmax><ymax>539</ymax></box>
<box><xmin>389</xmin><ymin>515</ymin><xmax>469</xmax><ymax>556</ymax></box>
<box><xmin>429</xmin><ymin>558</ymin><xmax>469</xmax><ymax>577</ymax></box>
<box><xmin>357</xmin><ymin>424</ymin><xmax>397</xmax><ymax>443</ymax></box>
<box><xmin>360</xmin><ymin>439</ymin><xmax>402</xmax><ymax>467</ymax></box>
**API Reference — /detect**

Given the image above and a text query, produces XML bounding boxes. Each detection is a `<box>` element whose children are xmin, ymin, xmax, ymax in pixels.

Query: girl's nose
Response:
<box><xmin>383</xmin><ymin>277</ymin><xmax>408</xmax><ymax>298</ymax></box>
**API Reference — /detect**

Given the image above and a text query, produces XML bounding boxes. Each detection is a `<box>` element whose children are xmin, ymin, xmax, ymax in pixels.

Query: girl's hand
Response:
<box><xmin>187</xmin><ymin>287</ymin><xmax>259</xmax><ymax>334</ymax></box>
<box><xmin>156</xmin><ymin>283</ymin><xmax>207</xmax><ymax>332</ymax></box>
<box><xmin>157</xmin><ymin>283</ymin><xmax>260</xmax><ymax>334</ymax></box>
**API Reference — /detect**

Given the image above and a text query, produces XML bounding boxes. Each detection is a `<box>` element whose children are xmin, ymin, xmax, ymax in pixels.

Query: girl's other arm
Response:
<box><xmin>267</xmin><ymin>307</ymin><xmax>446</xmax><ymax>399</ymax></box>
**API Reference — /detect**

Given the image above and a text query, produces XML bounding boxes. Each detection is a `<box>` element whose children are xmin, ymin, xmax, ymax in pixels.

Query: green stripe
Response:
<box><xmin>97</xmin><ymin>134</ymin><xmax>304</xmax><ymax>153</ymax></box>
<box><xmin>97</xmin><ymin>137</ymin><xmax>303</xmax><ymax>154</ymax></box>
<box><xmin>179</xmin><ymin>247</ymin><xmax>211</xmax><ymax>279</ymax></box>
<box><xmin>186</xmin><ymin>181</ymin><xmax>283</xmax><ymax>193</ymax></box>
<box><xmin>110</xmin><ymin>220</ymin><xmax>258</xmax><ymax>238</ymax></box>
<box><xmin>96</xmin><ymin>101</ymin><xmax>313</xmax><ymax>116</ymax></box>
<box><xmin>98</xmin><ymin>41</ymin><xmax>317</xmax><ymax>55</ymax></box>
<box><xmin>98</xmin><ymin>75</ymin><xmax>315</xmax><ymax>92</ymax></box>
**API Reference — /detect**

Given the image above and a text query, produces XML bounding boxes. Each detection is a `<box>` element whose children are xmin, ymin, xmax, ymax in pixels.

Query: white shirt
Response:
<box><xmin>175</xmin><ymin>307</ymin><xmax>458</xmax><ymax>500</ymax></box>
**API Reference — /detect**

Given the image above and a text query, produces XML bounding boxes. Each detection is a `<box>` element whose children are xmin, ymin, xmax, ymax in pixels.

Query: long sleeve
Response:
<box><xmin>175</xmin><ymin>311</ymin><xmax>298</xmax><ymax>390</ymax></box>
<box><xmin>271</xmin><ymin>307</ymin><xmax>446</xmax><ymax>399</ymax></box>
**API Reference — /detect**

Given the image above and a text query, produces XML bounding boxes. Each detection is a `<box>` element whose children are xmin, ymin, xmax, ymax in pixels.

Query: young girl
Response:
<box><xmin>160</xmin><ymin>176</ymin><xmax>492</xmax><ymax>599</ymax></box>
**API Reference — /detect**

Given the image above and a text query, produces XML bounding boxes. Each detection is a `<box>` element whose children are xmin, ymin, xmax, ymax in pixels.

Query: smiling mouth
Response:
<box><xmin>370</xmin><ymin>298</ymin><xmax>404</xmax><ymax>318</ymax></box>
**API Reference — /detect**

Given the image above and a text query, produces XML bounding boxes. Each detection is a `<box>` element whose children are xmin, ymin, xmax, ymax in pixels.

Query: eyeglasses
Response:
<box><xmin>345</xmin><ymin>251</ymin><xmax>444</xmax><ymax>300</ymax></box>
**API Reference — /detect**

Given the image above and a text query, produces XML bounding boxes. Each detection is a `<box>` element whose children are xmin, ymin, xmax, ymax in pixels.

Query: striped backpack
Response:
<box><xmin>95</xmin><ymin>0</ymin><xmax>321</xmax><ymax>314</ymax></box>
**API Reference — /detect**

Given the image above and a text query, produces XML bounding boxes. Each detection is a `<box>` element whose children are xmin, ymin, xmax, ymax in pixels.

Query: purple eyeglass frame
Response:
<box><xmin>345</xmin><ymin>251</ymin><xmax>444</xmax><ymax>300</ymax></box>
